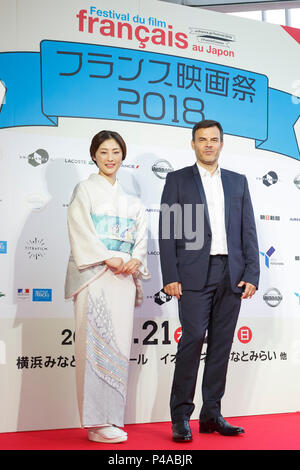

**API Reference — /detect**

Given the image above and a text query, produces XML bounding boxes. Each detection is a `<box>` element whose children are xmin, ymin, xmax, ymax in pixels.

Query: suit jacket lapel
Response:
<box><xmin>221</xmin><ymin>168</ymin><xmax>230</xmax><ymax>232</ymax></box>
<box><xmin>192</xmin><ymin>164</ymin><xmax>211</xmax><ymax>230</ymax></box>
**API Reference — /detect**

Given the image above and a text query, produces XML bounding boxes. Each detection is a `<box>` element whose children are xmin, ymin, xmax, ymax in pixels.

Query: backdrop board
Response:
<box><xmin>0</xmin><ymin>0</ymin><xmax>299</xmax><ymax>432</ymax></box>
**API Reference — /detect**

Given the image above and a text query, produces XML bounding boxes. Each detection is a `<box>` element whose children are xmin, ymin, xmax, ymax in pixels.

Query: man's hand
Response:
<box><xmin>163</xmin><ymin>282</ymin><xmax>182</xmax><ymax>300</ymax></box>
<box><xmin>237</xmin><ymin>281</ymin><xmax>257</xmax><ymax>299</ymax></box>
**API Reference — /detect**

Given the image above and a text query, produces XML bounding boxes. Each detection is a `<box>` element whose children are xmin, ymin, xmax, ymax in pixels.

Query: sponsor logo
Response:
<box><xmin>0</xmin><ymin>241</ymin><xmax>7</xmax><ymax>254</ymax></box>
<box><xmin>260</xmin><ymin>246</ymin><xmax>275</xmax><ymax>268</ymax></box>
<box><xmin>262</xmin><ymin>171</ymin><xmax>278</xmax><ymax>187</ymax></box>
<box><xmin>32</xmin><ymin>289</ymin><xmax>52</xmax><ymax>302</ymax></box>
<box><xmin>154</xmin><ymin>289</ymin><xmax>172</xmax><ymax>305</ymax></box>
<box><xmin>152</xmin><ymin>159</ymin><xmax>173</xmax><ymax>179</ymax></box>
<box><xmin>189</xmin><ymin>27</ymin><xmax>236</xmax><ymax>57</ymax></box>
<box><xmin>294</xmin><ymin>293</ymin><xmax>300</xmax><ymax>305</ymax></box>
<box><xmin>290</xmin><ymin>217</ymin><xmax>300</xmax><ymax>222</ymax></box>
<box><xmin>294</xmin><ymin>174</ymin><xmax>300</xmax><ymax>190</ymax></box>
<box><xmin>189</xmin><ymin>27</ymin><xmax>236</xmax><ymax>47</ymax></box>
<box><xmin>17</xmin><ymin>288</ymin><xmax>30</xmax><ymax>300</ymax></box>
<box><xmin>263</xmin><ymin>288</ymin><xmax>283</xmax><ymax>307</ymax></box>
<box><xmin>25</xmin><ymin>237</ymin><xmax>48</xmax><ymax>260</ymax></box>
<box><xmin>121</xmin><ymin>163</ymin><xmax>140</xmax><ymax>169</ymax></box>
<box><xmin>260</xmin><ymin>246</ymin><xmax>284</xmax><ymax>268</ymax></box>
<box><xmin>27</xmin><ymin>149</ymin><xmax>49</xmax><ymax>167</ymax></box>
<box><xmin>65</xmin><ymin>157</ymin><xmax>94</xmax><ymax>165</ymax></box>
<box><xmin>0</xmin><ymin>292</ymin><xmax>5</xmax><ymax>299</ymax></box>
<box><xmin>237</xmin><ymin>326</ymin><xmax>252</xmax><ymax>344</ymax></box>
<box><xmin>260</xmin><ymin>214</ymin><xmax>280</xmax><ymax>221</ymax></box>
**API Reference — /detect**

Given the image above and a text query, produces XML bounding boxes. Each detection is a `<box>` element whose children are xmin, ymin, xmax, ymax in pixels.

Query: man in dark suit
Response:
<box><xmin>159</xmin><ymin>120</ymin><xmax>259</xmax><ymax>441</ymax></box>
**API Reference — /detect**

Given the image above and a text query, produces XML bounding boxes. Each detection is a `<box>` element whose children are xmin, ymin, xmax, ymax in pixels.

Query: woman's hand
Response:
<box><xmin>122</xmin><ymin>258</ymin><xmax>141</xmax><ymax>275</ymax></box>
<box><xmin>105</xmin><ymin>257</ymin><xmax>125</xmax><ymax>274</ymax></box>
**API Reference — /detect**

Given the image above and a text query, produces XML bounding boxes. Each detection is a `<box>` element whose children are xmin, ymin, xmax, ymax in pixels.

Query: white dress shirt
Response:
<box><xmin>197</xmin><ymin>163</ymin><xmax>228</xmax><ymax>255</ymax></box>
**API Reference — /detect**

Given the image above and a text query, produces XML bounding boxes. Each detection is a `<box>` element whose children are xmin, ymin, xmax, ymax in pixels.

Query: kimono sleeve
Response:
<box><xmin>131</xmin><ymin>203</ymin><xmax>150</xmax><ymax>279</ymax></box>
<box><xmin>67</xmin><ymin>182</ymin><xmax>111</xmax><ymax>270</ymax></box>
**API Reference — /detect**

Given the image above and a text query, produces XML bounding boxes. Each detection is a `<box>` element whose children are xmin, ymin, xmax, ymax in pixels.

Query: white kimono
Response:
<box><xmin>65</xmin><ymin>173</ymin><xmax>149</xmax><ymax>428</ymax></box>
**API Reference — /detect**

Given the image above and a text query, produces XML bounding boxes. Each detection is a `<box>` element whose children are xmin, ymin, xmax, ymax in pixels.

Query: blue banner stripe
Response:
<box><xmin>0</xmin><ymin>52</ymin><xmax>57</xmax><ymax>128</ymax></box>
<box><xmin>0</xmin><ymin>41</ymin><xmax>299</xmax><ymax>160</ymax></box>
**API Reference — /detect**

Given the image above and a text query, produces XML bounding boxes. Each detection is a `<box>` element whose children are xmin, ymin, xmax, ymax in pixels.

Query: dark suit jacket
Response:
<box><xmin>159</xmin><ymin>163</ymin><xmax>260</xmax><ymax>293</ymax></box>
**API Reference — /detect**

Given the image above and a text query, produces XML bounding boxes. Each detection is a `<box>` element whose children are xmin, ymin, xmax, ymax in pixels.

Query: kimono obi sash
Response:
<box><xmin>91</xmin><ymin>213</ymin><xmax>136</xmax><ymax>254</ymax></box>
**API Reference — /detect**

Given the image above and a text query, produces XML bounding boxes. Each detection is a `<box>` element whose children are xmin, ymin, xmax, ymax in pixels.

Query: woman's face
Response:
<box><xmin>93</xmin><ymin>138</ymin><xmax>123</xmax><ymax>180</ymax></box>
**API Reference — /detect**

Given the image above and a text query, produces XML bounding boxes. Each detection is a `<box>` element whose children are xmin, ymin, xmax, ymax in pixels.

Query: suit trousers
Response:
<box><xmin>170</xmin><ymin>255</ymin><xmax>241</xmax><ymax>423</ymax></box>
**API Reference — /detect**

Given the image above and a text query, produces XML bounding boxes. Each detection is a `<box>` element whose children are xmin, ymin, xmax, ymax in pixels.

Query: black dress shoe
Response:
<box><xmin>172</xmin><ymin>420</ymin><xmax>193</xmax><ymax>442</ymax></box>
<box><xmin>199</xmin><ymin>416</ymin><xmax>245</xmax><ymax>436</ymax></box>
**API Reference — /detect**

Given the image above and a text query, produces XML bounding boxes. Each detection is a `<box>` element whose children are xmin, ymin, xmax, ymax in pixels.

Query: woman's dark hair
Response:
<box><xmin>90</xmin><ymin>130</ymin><xmax>127</xmax><ymax>165</ymax></box>
<box><xmin>192</xmin><ymin>120</ymin><xmax>224</xmax><ymax>142</ymax></box>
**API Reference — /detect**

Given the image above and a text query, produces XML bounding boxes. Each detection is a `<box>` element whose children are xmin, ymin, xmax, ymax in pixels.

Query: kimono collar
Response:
<box><xmin>89</xmin><ymin>173</ymin><xmax>120</xmax><ymax>191</ymax></box>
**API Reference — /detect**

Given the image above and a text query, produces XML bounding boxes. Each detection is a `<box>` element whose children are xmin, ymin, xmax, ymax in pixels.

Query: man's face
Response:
<box><xmin>191</xmin><ymin>126</ymin><xmax>223</xmax><ymax>168</ymax></box>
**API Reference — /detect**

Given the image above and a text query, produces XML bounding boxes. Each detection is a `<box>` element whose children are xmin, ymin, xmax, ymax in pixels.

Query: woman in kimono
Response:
<box><xmin>65</xmin><ymin>130</ymin><xmax>149</xmax><ymax>443</ymax></box>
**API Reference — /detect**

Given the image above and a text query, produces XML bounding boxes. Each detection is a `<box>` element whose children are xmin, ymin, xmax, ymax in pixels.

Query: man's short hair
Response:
<box><xmin>192</xmin><ymin>120</ymin><xmax>224</xmax><ymax>142</ymax></box>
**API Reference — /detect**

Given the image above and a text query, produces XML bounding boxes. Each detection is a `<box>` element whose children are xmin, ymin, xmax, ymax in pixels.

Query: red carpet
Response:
<box><xmin>1</xmin><ymin>413</ymin><xmax>300</xmax><ymax>450</ymax></box>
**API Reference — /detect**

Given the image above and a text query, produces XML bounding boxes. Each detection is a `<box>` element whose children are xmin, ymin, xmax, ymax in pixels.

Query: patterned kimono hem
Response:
<box><xmin>74</xmin><ymin>268</ymin><xmax>136</xmax><ymax>430</ymax></box>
